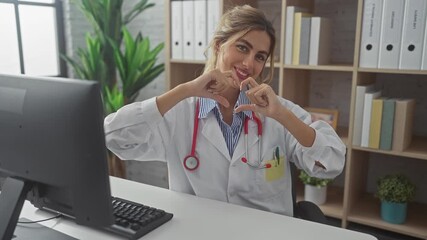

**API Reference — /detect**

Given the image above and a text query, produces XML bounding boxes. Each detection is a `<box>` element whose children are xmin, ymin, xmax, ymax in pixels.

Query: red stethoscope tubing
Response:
<box><xmin>183</xmin><ymin>100</ymin><xmax>200</xmax><ymax>171</ymax></box>
<box><xmin>241</xmin><ymin>113</ymin><xmax>269</xmax><ymax>169</ymax></box>
<box><xmin>184</xmin><ymin>98</ymin><xmax>266</xmax><ymax>171</ymax></box>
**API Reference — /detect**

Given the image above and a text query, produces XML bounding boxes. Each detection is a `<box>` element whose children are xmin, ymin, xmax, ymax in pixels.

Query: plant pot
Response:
<box><xmin>304</xmin><ymin>184</ymin><xmax>327</xmax><ymax>205</ymax></box>
<box><xmin>381</xmin><ymin>201</ymin><xmax>407</xmax><ymax>224</ymax></box>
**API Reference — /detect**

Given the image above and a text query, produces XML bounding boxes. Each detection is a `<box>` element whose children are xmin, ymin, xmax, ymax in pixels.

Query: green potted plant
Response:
<box><xmin>299</xmin><ymin>170</ymin><xmax>332</xmax><ymax>205</ymax></box>
<box><xmin>376</xmin><ymin>174</ymin><xmax>416</xmax><ymax>224</ymax></box>
<box><xmin>63</xmin><ymin>0</ymin><xmax>164</xmax><ymax>177</ymax></box>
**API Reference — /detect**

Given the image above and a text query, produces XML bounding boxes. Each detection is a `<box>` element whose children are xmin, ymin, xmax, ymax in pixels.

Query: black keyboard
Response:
<box><xmin>105</xmin><ymin>197</ymin><xmax>173</xmax><ymax>239</ymax></box>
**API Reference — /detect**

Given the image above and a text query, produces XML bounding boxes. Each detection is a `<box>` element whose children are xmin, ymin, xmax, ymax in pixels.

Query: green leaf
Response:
<box><xmin>298</xmin><ymin>170</ymin><xmax>332</xmax><ymax>187</ymax></box>
<box><xmin>376</xmin><ymin>174</ymin><xmax>416</xmax><ymax>203</ymax></box>
<box><xmin>65</xmin><ymin>0</ymin><xmax>163</xmax><ymax>114</ymax></box>
<box><xmin>123</xmin><ymin>0</ymin><xmax>154</xmax><ymax>24</ymax></box>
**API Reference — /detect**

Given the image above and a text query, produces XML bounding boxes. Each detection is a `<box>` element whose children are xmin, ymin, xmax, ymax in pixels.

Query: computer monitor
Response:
<box><xmin>0</xmin><ymin>73</ymin><xmax>114</xmax><ymax>239</ymax></box>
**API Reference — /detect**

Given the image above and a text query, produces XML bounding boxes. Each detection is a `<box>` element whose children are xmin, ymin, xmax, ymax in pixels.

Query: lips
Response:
<box><xmin>234</xmin><ymin>67</ymin><xmax>249</xmax><ymax>81</ymax></box>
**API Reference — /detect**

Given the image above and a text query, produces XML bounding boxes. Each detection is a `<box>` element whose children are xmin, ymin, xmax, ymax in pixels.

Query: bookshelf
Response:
<box><xmin>164</xmin><ymin>0</ymin><xmax>427</xmax><ymax>238</ymax></box>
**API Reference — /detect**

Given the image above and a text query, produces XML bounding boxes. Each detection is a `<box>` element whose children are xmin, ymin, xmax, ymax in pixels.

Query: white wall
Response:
<box><xmin>63</xmin><ymin>0</ymin><xmax>168</xmax><ymax>188</ymax></box>
<box><xmin>63</xmin><ymin>0</ymin><xmax>167</xmax><ymax>100</ymax></box>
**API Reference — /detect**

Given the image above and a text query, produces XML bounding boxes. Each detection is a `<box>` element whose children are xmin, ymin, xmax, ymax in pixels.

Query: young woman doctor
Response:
<box><xmin>104</xmin><ymin>5</ymin><xmax>346</xmax><ymax>217</ymax></box>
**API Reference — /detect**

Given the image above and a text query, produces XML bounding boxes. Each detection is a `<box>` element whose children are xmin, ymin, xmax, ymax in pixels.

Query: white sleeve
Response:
<box><xmin>104</xmin><ymin>97</ymin><xmax>168</xmax><ymax>162</ymax></box>
<box><xmin>284</xmin><ymin>101</ymin><xmax>346</xmax><ymax>179</ymax></box>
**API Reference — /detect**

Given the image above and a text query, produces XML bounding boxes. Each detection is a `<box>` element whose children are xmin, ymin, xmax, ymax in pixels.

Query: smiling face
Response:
<box><xmin>216</xmin><ymin>30</ymin><xmax>271</xmax><ymax>82</ymax></box>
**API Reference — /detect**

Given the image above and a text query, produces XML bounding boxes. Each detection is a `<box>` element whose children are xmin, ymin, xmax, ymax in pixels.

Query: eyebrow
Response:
<box><xmin>237</xmin><ymin>39</ymin><xmax>269</xmax><ymax>56</ymax></box>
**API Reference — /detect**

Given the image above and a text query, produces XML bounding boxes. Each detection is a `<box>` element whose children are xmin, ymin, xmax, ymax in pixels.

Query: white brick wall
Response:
<box><xmin>63</xmin><ymin>0</ymin><xmax>168</xmax><ymax>188</ymax></box>
<box><xmin>63</xmin><ymin>0</ymin><xmax>167</xmax><ymax>100</ymax></box>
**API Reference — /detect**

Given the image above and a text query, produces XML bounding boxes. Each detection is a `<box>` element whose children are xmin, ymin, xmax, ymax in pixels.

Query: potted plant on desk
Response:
<box><xmin>299</xmin><ymin>170</ymin><xmax>332</xmax><ymax>205</ymax></box>
<box><xmin>376</xmin><ymin>174</ymin><xmax>416</xmax><ymax>224</ymax></box>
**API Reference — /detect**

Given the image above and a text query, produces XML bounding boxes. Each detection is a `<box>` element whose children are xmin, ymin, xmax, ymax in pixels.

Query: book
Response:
<box><xmin>369</xmin><ymin>98</ymin><xmax>384</xmax><ymax>149</ymax></box>
<box><xmin>194</xmin><ymin>0</ymin><xmax>207</xmax><ymax>60</ymax></box>
<box><xmin>292</xmin><ymin>12</ymin><xmax>312</xmax><ymax>65</ymax></box>
<box><xmin>361</xmin><ymin>90</ymin><xmax>382</xmax><ymax>147</ymax></box>
<box><xmin>309</xmin><ymin>17</ymin><xmax>331</xmax><ymax>65</ymax></box>
<box><xmin>352</xmin><ymin>84</ymin><xmax>375</xmax><ymax>146</ymax></box>
<box><xmin>284</xmin><ymin>6</ymin><xmax>308</xmax><ymax>65</ymax></box>
<box><xmin>182</xmin><ymin>0</ymin><xmax>195</xmax><ymax>60</ymax></box>
<box><xmin>399</xmin><ymin>0</ymin><xmax>427</xmax><ymax>70</ymax></box>
<box><xmin>379</xmin><ymin>99</ymin><xmax>396</xmax><ymax>150</ymax></box>
<box><xmin>378</xmin><ymin>0</ymin><xmax>405</xmax><ymax>69</ymax></box>
<box><xmin>359</xmin><ymin>0</ymin><xmax>384</xmax><ymax>68</ymax></box>
<box><xmin>392</xmin><ymin>99</ymin><xmax>415</xmax><ymax>151</ymax></box>
<box><xmin>171</xmin><ymin>0</ymin><xmax>183</xmax><ymax>59</ymax></box>
<box><xmin>299</xmin><ymin>16</ymin><xmax>311</xmax><ymax>65</ymax></box>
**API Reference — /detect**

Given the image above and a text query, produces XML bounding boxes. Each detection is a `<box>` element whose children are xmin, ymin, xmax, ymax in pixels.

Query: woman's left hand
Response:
<box><xmin>234</xmin><ymin>77</ymin><xmax>283</xmax><ymax>119</ymax></box>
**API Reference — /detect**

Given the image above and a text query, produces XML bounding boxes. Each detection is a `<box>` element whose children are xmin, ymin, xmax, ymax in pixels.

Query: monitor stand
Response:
<box><xmin>0</xmin><ymin>177</ymin><xmax>31</xmax><ymax>240</ymax></box>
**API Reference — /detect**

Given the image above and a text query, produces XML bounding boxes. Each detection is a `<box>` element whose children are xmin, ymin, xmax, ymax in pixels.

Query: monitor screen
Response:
<box><xmin>0</xmin><ymin>73</ymin><xmax>113</xmax><ymax>239</ymax></box>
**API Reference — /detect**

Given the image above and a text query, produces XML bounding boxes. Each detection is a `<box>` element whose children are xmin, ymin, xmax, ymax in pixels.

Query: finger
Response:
<box><xmin>222</xmin><ymin>70</ymin><xmax>239</xmax><ymax>89</ymax></box>
<box><xmin>211</xmin><ymin>94</ymin><xmax>230</xmax><ymax>108</ymax></box>
<box><xmin>207</xmin><ymin>79</ymin><xmax>226</xmax><ymax>93</ymax></box>
<box><xmin>244</xmin><ymin>85</ymin><xmax>264</xmax><ymax>105</ymax></box>
<box><xmin>230</xmin><ymin>71</ymin><xmax>240</xmax><ymax>89</ymax></box>
<box><xmin>234</xmin><ymin>104</ymin><xmax>257</xmax><ymax>113</ymax></box>
<box><xmin>240</xmin><ymin>77</ymin><xmax>259</xmax><ymax>90</ymax></box>
<box><xmin>253</xmin><ymin>87</ymin><xmax>269</xmax><ymax>107</ymax></box>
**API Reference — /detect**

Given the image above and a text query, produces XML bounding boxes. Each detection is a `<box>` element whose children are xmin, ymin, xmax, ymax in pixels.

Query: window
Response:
<box><xmin>0</xmin><ymin>0</ymin><xmax>66</xmax><ymax>76</ymax></box>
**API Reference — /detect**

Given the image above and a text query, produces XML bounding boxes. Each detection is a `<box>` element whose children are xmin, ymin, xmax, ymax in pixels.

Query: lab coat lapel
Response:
<box><xmin>200</xmin><ymin>116</ymin><xmax>230</xmax><ymax>161</ymax></box>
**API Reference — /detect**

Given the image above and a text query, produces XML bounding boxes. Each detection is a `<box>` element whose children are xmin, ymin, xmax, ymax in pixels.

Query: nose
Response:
<box><xmin>242</xmin><ymin>54</ymin><xmax>254</xmax><ymax>70</ymax></box>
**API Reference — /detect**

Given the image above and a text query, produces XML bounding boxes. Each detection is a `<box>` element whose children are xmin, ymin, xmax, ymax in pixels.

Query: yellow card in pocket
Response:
<box><xmin>265</xmin><ymin>156</ymin><xmax>285</xmax><ymax>182</ymax></box>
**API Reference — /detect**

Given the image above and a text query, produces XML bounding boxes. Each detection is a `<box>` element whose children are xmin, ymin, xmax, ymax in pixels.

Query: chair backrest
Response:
<box><xmin>289</xmin><ymin>162</ymin><xmax>299</xmax><ymax>217</ymax></box>
<box><xmin>289</xmin><ymin>162</ymin><xmax>327</xmax><ymax>224</ymax></box>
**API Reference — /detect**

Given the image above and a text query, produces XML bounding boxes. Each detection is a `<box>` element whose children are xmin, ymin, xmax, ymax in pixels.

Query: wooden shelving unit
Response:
<box><xmin>164</xmin><ymin>0</ymin><xmax>427</xmax><ymax>238</ymax></box>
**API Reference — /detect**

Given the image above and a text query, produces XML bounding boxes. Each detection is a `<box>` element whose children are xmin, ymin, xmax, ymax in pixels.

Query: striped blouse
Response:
<box><xmin>198</xmin><ymin>91</ymin><xmax>252</xmax><ymax>157</ymax></box>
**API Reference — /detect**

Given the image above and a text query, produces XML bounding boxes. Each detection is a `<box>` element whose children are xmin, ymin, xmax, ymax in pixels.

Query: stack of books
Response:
<box><xmin>352</xmin><ymin>84</ymin><xmax>416</xmax><ymax>151</ymax></box>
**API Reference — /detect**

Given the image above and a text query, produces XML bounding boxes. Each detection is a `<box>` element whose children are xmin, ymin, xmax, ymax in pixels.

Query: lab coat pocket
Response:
<box><xmin>255</xmin><ymin>146</ymin><xmax>287</xmax><ymax>200</ymax></box>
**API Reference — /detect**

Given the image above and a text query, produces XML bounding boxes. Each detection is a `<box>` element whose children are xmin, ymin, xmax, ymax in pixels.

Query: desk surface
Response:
<box><xmin>20</xmin><ymin>177</ymin><xmax>377</xmax><ymax>240</ymax></box>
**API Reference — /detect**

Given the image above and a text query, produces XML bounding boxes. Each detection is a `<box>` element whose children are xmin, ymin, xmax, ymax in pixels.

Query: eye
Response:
<box><xmin>256</xmin><ymin>54</ymin><xmax>267</xmax><ymax>62</ymax></box>
<box><xmin>236</xmin><ymin>44</ymin><xmax>248</xmax><ymax>52</ymax></box>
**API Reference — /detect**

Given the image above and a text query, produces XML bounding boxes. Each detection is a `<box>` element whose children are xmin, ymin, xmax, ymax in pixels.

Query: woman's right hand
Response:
<box><xmin>185</xmin><ymin>69</ymin><xmax>239</xmax><ymax>108</ymax></box>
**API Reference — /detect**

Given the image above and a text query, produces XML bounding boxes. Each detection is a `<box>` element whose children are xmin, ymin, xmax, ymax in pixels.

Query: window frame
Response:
<box><xmin>0</xmin><ymin>0</ymin><xmax>67</xmax><ymax>77</ymax></box>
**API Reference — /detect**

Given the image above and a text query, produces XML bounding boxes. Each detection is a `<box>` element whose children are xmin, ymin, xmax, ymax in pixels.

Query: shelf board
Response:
<box><xmin>358</xmin><ymin>68</ymin><xmax>427</xmax><ymax>75</ymax></box>
<box><xmin>283</xmin><ymin>64</ymin><xmax>354</xmax><ymax>72</ymax></box>
<box><xmin>170</xmin><ymin>59</ymin><xmax>205</xmax><ymax>64</ymax></box>
<box><xmin>347</xmin><ymin>194</ymin><xmax>427</xmax><ymax>239</ymax></box>
<box><xmin>352</xmin><ymin>136</ymin><xmax>427</xmax><ymax>161</ymax></box>
<box><xmin>170</xmin><ymin>59</ymin><xmax>282</xmax><ymax>68</ymax></box>
<box><xmin>265</xmin><ymin>62</ymin><xmax>281</xmax><ymax>68</ymax></box>
<box><xmin>296</xmin><ymin>185</ymin><xmax>344</xmax><ymax>219</ymax></box>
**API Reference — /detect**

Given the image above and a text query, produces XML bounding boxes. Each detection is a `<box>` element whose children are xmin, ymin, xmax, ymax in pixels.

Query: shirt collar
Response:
<box><xmin>198</xmin><ymin>91</ymin><xmax>253</xmax><ymax>119</ymax></box>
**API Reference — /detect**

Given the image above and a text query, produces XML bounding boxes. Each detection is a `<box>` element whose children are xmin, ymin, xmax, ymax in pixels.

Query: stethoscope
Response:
<box><xmin>183</xmin><ymin>98</ymin><xmax>271</xmax><ymax>171</ymax></box>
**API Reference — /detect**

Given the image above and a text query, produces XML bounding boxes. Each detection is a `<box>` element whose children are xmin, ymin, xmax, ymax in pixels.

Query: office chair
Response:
<box><xmin>290</xmin><ymin>162</ymin><xmax>328</xmax><ymax>224</ymax></box>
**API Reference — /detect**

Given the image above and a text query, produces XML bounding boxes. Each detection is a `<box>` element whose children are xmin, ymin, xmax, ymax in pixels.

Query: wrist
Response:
<box><xmin>273</xmin><ymin>105</ymin><xmax>291</xmax><ymax>123</ymax></box>
<box><xmin>173</xmin><ymin>82</ymin><xmax>193</xmax><ymax>100</ymax></box>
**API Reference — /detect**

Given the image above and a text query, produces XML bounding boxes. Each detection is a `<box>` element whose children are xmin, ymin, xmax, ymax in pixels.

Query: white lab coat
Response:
<box><xmin>104</xmin><ymin>97</ymin><xmax>346</xmax><ymax>216</ymax></box>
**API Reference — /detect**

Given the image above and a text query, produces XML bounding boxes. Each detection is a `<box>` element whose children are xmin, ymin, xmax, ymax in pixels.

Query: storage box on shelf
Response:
<box><xmin>165</xmin><ymin>0</ymin><xmax>427</xmax><ymax>238</ymax></box>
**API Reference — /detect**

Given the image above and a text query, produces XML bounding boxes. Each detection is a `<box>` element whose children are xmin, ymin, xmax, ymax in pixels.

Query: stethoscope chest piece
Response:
<box><xmin>184</xmin><ymin>155</ymin><xmax>199</xmax><ymax>171</ymax></box>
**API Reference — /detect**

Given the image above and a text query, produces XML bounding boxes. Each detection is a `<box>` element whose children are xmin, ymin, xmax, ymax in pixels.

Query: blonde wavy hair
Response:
<box><xmin>203</xmin><ymin>5</ymin><xmax>276</xmax><ymax>84</ymax></box>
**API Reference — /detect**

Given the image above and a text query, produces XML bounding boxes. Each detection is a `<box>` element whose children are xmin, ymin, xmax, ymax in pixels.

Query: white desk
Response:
<box><xmin>20</xmin><ymin>177</ymin><xmax>377</xmax><ymax>240</ymax></box>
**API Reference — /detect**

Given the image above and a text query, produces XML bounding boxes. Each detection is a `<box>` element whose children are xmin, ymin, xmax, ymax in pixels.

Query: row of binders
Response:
<box><xmin>353</xmin><ymin>84</ymin><xmax>415</xmax><ymax>151</ymax></box>
<box><xmin>284</xmin><ymin>6</ymin><xmax>331</xmax><ymax>66</ymax></box>
<box><xmin>360</xmin><ymin>0</ymin><xmax>427</xmax><ymax>70</ymax></box>
<box><xmin>171</xmin><ymin>0</ymin><xmax>219</xmax><ymax>61</ymax></box>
